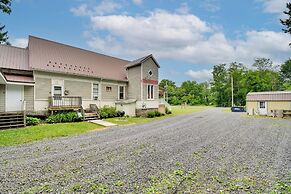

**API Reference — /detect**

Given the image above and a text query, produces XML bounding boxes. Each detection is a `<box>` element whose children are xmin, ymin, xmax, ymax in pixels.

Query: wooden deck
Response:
<box><xmin>48</xmin><ymin>96</ymin><xmax>82</xmax><ymax>111</ymax></box>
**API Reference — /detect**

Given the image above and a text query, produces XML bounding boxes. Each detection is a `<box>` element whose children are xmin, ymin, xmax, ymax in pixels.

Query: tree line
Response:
<box><xmin>159</xmin><ymin>58</ymin><xmax>291</xmax><ymax>107</ymax></box>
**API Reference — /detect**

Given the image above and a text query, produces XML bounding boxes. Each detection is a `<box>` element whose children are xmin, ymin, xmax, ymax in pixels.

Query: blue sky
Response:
<box><xmin>2</xmin><ymin>0</ymin><xmax>291</xmax><ymax>84</ymax></box>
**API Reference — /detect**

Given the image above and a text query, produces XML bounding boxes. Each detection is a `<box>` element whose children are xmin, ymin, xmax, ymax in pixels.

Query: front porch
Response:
<box><xmin>48</xmin><ymin>96</ymin><xmax>83</xmax><ymax>111</ymax></box>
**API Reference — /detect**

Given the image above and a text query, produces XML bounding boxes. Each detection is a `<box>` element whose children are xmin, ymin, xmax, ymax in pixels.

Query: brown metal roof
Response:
<box><xmin>4</xmin><ymin>74</ymin><xmax>34</xmax><ymax>83</ymax></box>
<box><xmin>28</xmin><ymin>36</ymin><xmax>130</xmax><ymax>81</ymax></box>
<box><xmin>0</xmin><ymin>45</ymin><xmax>30</xmax><ymax>70</ymax></box>
<box><xmin>246</xmin><ymin>91</ymin><xmax>291</xmax><ymax>101</ymax></box>
<box><xmin>125</xmin><ymin>54</ymin><xmax>160</xmax><ymax>69</ymax></box>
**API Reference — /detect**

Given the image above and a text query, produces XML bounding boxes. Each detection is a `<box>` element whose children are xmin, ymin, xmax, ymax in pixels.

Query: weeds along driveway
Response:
<box><xmin>0</xmin><ymin>108</ymin><xmax>291</xmax><ymax>193</ymax></box>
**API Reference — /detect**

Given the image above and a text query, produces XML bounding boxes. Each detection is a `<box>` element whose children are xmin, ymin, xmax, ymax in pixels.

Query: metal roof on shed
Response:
<box><xmin>246</xmin><ymin>91</ymin><xmax>291</xmax><ymax>101</ymax></box>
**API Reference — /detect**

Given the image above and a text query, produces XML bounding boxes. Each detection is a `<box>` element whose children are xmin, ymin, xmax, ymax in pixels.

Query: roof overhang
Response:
<box><xmin>126</xmin><ymin>54</ymin><xmax>160</xmax><ymax>69</ymax></box>
<box><xmin>0</xmin><ymin>71</ymin><xmax>35</xmax><ymax>86</ymax></box>
<box><xmin>246</xmin><ymin>91</ymin><xmax>291</xmax><ymax>101</ymax></box>
<box><xmin>33</xmin><ymin>69</ymin><xmax>128</xmax><ymax>83</ymax></box>
<box><xmin>0</xmin><ymin>72</ymin><xmax>6</xmax><ymax>84</ymax></box>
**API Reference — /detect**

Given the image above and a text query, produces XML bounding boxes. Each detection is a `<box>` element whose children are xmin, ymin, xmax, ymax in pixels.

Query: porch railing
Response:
<box><xmin>48</xmin><ymin>96</ymin><xmax>82</xmax><ymax>109</ymax></box>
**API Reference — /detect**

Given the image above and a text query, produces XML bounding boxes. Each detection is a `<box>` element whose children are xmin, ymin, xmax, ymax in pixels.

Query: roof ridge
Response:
<box><xmin>248</xmin><ymin>91</ymin><xmax>291</xmax><ymax>94</ymax></box>
<box><xmin>28</xmin><ymin>35</ymin><xmax>130</xmax><ymax>63</ymax></box>
<box><xmin>0</xmin><ymin>44</ymin><xmax>28</xmax><ymax>51</ymax></box>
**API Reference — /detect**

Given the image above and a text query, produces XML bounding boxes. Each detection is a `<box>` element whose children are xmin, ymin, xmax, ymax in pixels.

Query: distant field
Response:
<box><xmin>105</xmin><ymin>106</ymin><xmax>207</xmax><ymax>125</ymax></box>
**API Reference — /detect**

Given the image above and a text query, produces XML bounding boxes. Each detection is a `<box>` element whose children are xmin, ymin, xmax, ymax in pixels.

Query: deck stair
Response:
<box><xmin>0</xmin><ymin>112</ymin><xmax>25</xmax><ymax>129</ymax></box>
<box><xmin>83</xmin><ymin>112</ymin><xmax>99</xmax><ymax>121</ymax></box>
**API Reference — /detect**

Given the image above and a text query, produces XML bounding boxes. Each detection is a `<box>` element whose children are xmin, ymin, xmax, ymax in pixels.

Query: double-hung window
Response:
<box><xmin>92</xmin><ymin>83</ymin><xmax>99</xmax><ymax>100</ymax></box>
<box><xmin>147</xmin><ymin>84</ymin><xmax>154</xmax><ymax>100</ymax></box>
<box><xmin>119</xmin><ymin>86</ymin><xmax>125</xmax><ymax>100</ymax></box>
<box><xmin>53</xmin><ymin>86</ymin><xmax>62</xmax><ymax>97</ymax></box>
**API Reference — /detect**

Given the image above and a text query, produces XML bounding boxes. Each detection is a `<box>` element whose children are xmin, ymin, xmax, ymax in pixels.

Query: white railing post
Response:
<box><xmin>23</xmin><ymin>100</ymin><xmax>27</xmax><ymax>127</ymax></box>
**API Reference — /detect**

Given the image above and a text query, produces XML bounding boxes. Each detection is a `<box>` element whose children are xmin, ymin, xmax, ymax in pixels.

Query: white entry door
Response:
<box><xmin>6</xmin><ymin>85</ymin><xmax>24</xmax><ymax>112</ymax></box>
<box><xmin>258</xmin><ymin>101</ymin><xmax>267</xmax><ymax>115</ymax></box>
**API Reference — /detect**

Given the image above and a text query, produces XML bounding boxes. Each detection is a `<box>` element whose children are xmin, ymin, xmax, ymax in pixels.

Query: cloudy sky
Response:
<box><xmin>2</xmin><ymin>0</ymin><xmax>291</xmax><ymax>84</ymax></box>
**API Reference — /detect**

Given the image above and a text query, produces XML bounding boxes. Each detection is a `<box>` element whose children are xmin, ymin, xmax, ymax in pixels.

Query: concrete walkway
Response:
<box><xmin>89</xmin><ymin>119</ymin><xmax>117</xmax><ymax>127</ymax></box>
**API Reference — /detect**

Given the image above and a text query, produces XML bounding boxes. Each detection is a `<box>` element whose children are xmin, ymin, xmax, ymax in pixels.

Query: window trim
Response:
<box><xmin>118</xmin><ymin>85</ymin><xmax>125</xmax><ymax>100</ymax></box>
<box><xmin>92</xmin><ymin>83</ymin><xmax>99</xmax><ymax>100</ymax></box>
<box><xmin>259</xmin><ymin>101</ymin><xmax>266</xmax><ymax>109</ymax></box>
<box><xmin>52</xmin><ymin>85</ymin><xmax>63</xmax><ymax>97</ymax></box>
<box><xmin>147</xmin><ymin>84</ymin><xmax>154</xmax><ymax>100</ymax></box>
<box><xmin>106</xmin><ymin>86</ymin><xmax>112</xmax><ymax>92</ymax></box>
<box><xmin>148</xmin><ymin>69</ymin><xmax>153</xmax><ymax>77</ymax></box>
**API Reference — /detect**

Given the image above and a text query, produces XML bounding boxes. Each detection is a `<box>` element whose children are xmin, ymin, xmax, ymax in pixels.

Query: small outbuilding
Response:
<box><xmin>246</xmin><ymin>91</ymin><xmax>291</xmax><ymax>116</ymax></box>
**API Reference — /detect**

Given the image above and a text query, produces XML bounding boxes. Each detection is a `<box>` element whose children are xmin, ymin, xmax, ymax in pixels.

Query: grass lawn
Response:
<box><xmin>104</xmin><ymin>106</ymin><xmax>207</xmax><ymax>125</ymax></box>
<box><xmin>0</xmin><ymin>122</ymin><xmax>103</xmax><ymax>147</ymax></box>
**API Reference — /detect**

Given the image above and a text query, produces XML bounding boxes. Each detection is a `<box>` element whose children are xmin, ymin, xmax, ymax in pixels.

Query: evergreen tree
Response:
<box><xmin>0</xmin><ymin>0</ymin><xmax>12</xmax><ymax>44</ymax></box>
<box><xmin>280</xmin><ymin>2</ymin><xmax>291</xmax><ymax>46</ymax></box>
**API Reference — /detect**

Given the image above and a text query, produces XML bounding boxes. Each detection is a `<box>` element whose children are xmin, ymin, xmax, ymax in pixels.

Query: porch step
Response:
<box><xmin>0</xmin><ymin>112</ymin><xmax>25</xmax><ymax>130</ymax></box>
<box><xmin>83</xmin><ymin>113</ymin><xmax>99</xmax><ymax>121</ymax></box>
<box><xmin>0</xmin><ymin>124</ymin><xmax>25</xmax><ymax>129</ymax></box>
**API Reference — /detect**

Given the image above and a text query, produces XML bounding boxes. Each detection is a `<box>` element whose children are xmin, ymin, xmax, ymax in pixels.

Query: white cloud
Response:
<box><xmin>90</xmin><ymin>10</ymin><xmax>211</xmax><ymax>48</ymax></box>
<box><xmin>202</xmin><ymin>0</ymin><xmax>220</xmax><ymax>12</ymax></box>
<box><xmin>258</xmin><ymin>0</ymin><xmax>288</xmax><ymax>14</ymax></box>
<box><xmin>70</xmin><ymin>0</ymin><xmax>121</xmax><ymax>16</ymax></box>
<box><xmin>12</xmin><ymin>38</ymin><xmax>28</xmax><ymax>48</ymax></box>
<box><xmin>70</xmin><ymin>4</ymin><xmax>91</xmax><ymax>16</ymax></box>
<box><xmin>94</xmin><ymin>0</ymin><xmax>121</xmax><ymax>15</ymax></box>
<box><xmin>73</xmin><ymin>9</ymin><xmax>290</xmax><ymax>66</ymax></box>
<box><xmin>185</xmin><ymin>69</ymin><xmax>212</xmax><ymax>82</ymax></box>
<box><xmin>132</xmin><ymin>0</ymin><xmax>142</xmax><ymax>6</ymax></box>
<box><xmin>176</xmin><ymin>3</ymin><xmax>190</xmax><ymax>14</ymax></box>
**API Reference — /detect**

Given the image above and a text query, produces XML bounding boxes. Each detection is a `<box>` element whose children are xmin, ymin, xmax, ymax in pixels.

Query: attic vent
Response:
<box><xmin>148</xmin><ymin>70</ymin><xmax>153</xmax><ymax>76</ymax></box>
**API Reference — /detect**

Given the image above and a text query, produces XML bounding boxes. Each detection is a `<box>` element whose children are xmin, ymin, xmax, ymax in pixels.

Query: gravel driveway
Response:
<box><xmin>0</xmin><ymin>108</ymin><xmax>290</xmax><ymax>193</ymax></box>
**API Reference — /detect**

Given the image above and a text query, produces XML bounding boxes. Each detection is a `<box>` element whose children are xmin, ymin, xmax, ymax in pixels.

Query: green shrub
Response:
<box><xmin>165</xmin><ymin>107</ymin><xmax>172</xmax><ymax>114</ymax></box>
<box><xmin>99</xmin><ymin>106</ymin><xmax>117</xmax><ymax>119</ymax></box>
<box><xmin>46</xmin><ymin>112</ymin><xmax>80</xmax><ymax>123</ymax></box>
<box><xmin>154</xmin><ymin>111</ymin><xmax>161</xmax><ymax>117</ymax></box>
<box><xmin>26</xmin><ymin>117</ymin><xmax>41</xmax><ymax>126</ymax></box>
<box><xmin>147</xmin><ymin>110</ymin><xmax>164</xmax><ymax>118</ymax></box>
<box><xmin>147</xmin><ymin>111</ymin><xmax>156</xmax><ymax>118</ymax></box>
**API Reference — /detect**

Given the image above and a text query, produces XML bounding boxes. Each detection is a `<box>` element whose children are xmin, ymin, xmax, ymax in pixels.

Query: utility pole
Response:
<box><xmin>165</xmin><ymin>82</ymin><xmax>168</xmax><ymax>103</ymax></box>
<box><xmin>231</xmin><ymin>75</ymin><xmax>234</xmax><ymax>107</ymax></box>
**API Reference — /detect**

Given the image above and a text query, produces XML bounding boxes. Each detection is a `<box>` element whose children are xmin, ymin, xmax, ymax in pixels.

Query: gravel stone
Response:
<box><xmin>0</xmin><ymin>108</ymin><xmax>290</xmax><ymax>193</ymax></box>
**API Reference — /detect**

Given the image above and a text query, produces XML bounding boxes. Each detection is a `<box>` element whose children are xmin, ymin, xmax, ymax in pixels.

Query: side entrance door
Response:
<box><xmin>258</xmin><ymin>101</ymin><xmax>267</xmax><ymax>115</ymax></box>
<box><xmin>6</xmin><ymin>85</ymin><xmax>24</xmax><ymax>112</ymax></box>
